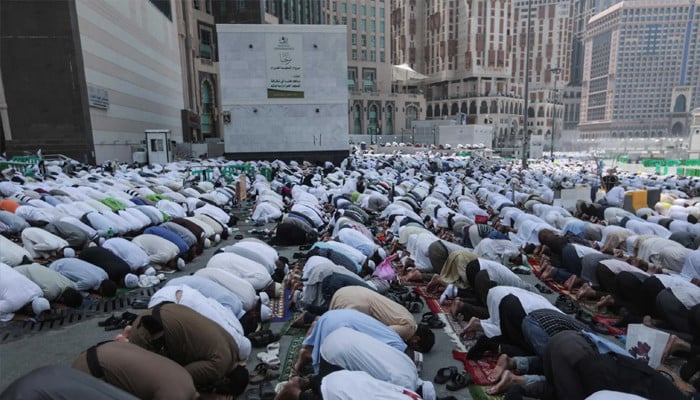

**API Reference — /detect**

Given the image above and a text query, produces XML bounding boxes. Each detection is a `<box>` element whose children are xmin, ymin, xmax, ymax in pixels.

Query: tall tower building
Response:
<box><xmin>579</xmin><ymin>0</ymin><xmax>700</xmax><ymax>157</ymax></box>
<box><xmin>393</xmin><ymin>0</ymin><xmax>525</xmax><ymax>155</ymax></box>
<box><xmin>326</xmin><ymin>0</ymin><xmax>425</xmax><ymax>142</ymax></box>
<box><xmin>512</xmin><ymin>0</ymin><xmax>574</xmax><ymax>154</ymax></box>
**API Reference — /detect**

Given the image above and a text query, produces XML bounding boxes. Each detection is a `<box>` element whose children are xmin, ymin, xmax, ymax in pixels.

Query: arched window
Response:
<box><xmin>537</xmin><ymin>107</ymin><xmax>545</xmax><ymax>118</ymax></box>
<box><xmin>480</xmin><ymin>101</ymin><xmax>488</xmax><ymax>114</ymax></box>
<box><xmin>426</xmin><ymin>105</ymin><xmax>433</xmax><ymax>118</ymax></box>
<box><xmin>469</xmin><ymin>101</ymin><xmax>477</xmax><ymax>114</ymax></box>
<box><xmin>674</xmin><ymin>95</ymin><xmax>687</xmax><ymax>113</ymax></box>
<box><xmin>406</xmin><ymin>105</ymin><xmax>418</xmax><ymax>129</ymax></box>
<box><xmin>385</xmin><ymin>105</ymin><xmax>394</xmax><ymax>135</ymax></box>
<box><xmin>434</xmin><ymin>104</ymin><xmax>441</xmax><ymax>117</ymax></box>
<box><xmin>490</xmin><ymin>100</ymin><xmax>497</xmax><ymax>113</ymax></box>
<box><xmin>368</xmin><ymin>104</ymin><xmax>379</xmax><ymax>134</ymax></box>
<box><xmin>461</xmin><ymin>102</ymin><xmax>467</xmax><ymax>114</ymax></box>
<box><xmin>451</xmin><ymin>103</ymin><xmax>459</xmax><ymax>115</ymax></box>
<box><xmin>673</xmin><ymin>122</ymin><xmax>685</xmax><ymax>137</ymax></box>
<box><xmin>528</xmin><ymin>107</ymin><xmax>535</xmax><ymax>118</ymax></box>
<box><xmin>441</xmin><ymin>103</ymin><xmax>449</xmax><ymax>116</ymax></box>
<box><xmin>353</xmin><ymin>104</ymin><xmax>362</xmax><ymax>134</ymax></box>
<box><xmin>201</xmin><ymin>80</ymin><xmax>214</xmax><ymax>135</ymax></box>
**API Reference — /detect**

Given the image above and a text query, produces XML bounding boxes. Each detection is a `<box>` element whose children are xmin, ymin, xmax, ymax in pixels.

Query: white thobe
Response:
<box><xmin>194</xmin><ymin>268</ymin><xmax>258</xmax><ymax>311</ymax></box>
<box><xmin>206</xmin><ymin>253</ymin><xmax>272</xmax><ymax>290</ymax></box>
<box><xmin>0</xmin><ymin>263</ymin><xmax>44</xmax><ymax>322</ymax></box>
<box><xmin>481</xmin><ymin>286</ymin><xmax>561</xmax><ymax>338</ymax></box>
<box><xmin>21</xmin><ymin>227</ymin><xmax>69</xmax><ymax>259</ymax></box>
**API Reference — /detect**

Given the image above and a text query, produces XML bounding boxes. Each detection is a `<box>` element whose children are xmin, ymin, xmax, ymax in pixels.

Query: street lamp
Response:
<box><xmin>432</xmin><ymin>126</ymin><xmax>437</xmax><ymax>146</ymax></box>
<box><xmin>549</xmin><ymin>66</ymin><xmax>561</xmax><ymax>159</ymax></box>
<box><xmin>521</xmin><ymin>0</ymin><xmax>533</xmax><ymax>169</ymax></box>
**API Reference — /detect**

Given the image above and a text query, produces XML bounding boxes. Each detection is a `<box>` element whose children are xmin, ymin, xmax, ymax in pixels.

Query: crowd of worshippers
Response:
<box><xmin>2</xmin><ymin>154</ymin><xmax>700</xmax><ymax>400</ymax></box>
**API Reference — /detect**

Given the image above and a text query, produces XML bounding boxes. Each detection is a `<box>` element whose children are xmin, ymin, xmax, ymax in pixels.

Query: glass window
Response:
<box><xmin>380</xmin><ymin>7</ymin><xmax>384</xmax><ymax>18</ymax></box>
<box><xmin>361</xmin><ymin>5</ymin><xmax>366</xmax><ymax>15</ymax></box>
<box><xmin>351</xmin><ymin>3</ymin><xmax>356</xmax><ymax>14</ymax></box>
<box><xmin>370</xmin><ymin>51</ymin><xmax>376</xmax><ymax>61</ymax></box>
<box><xmin>370</xmin><ymin>7</ymin><xmax>375</xmax><ymax>17</ymax></box>
<box><xmin>370</xmin><ymin>36</ymin><xmax>376</xmax><ymax>47</ymax></box>
<box><xmin>361</xmin><ymin>19</ymin><xmax>366</xmax><ymax>31</ymax></box>
<box><xmin>332</xmin><ymin>1</ymin><xmax>337</xmax><ymax>11</ymax></box>
<box><xmin>370</xmin><ymin>20</ymin><xmax>375</xmax><ymax>31</ymax></box>
<box><xmin>341</xmin><ymin>2</ymin><xmax>346</xmax><ymax>12</ymax></box>
<box><xmin>380</xmin><ymin>36</ymin><xmax>384</xmax><ymax>48</ymax></box>
<box><xmin>379</xmin><ymin>21</ymin><xmax>384</xmax><ymax>33</ymax></box>
<box><xmin>342</xmin><ymin>16</ymin><xmax>347</xmax><ymax>24</ymax></box>
<box><xmin>351</xmin><ymin>33</ymin><xmax>357</xmax><ymax>45</ymax></box>
<box><xmin>380</xmin><ymin>51</ymin><xmax>385</xmax><ymax>62</ymax></box>
<box><xmin>352</xmin><ymin>18</ymin><xmax>357</xmax><ymax>29</ymax></box>
<box><xmin>352</xmin><ymin>49</ymin><xmax>357</xmax><ymax>60</ymax></box>
<box><xmin>361</xmin><ymin>34</ymin><xmax>367</xmax><ymax>46</ymax></box>
<box><xmin>361</xmin><ymin>50</ymin><xmax>367</xmax><ymax>61</ymax></box>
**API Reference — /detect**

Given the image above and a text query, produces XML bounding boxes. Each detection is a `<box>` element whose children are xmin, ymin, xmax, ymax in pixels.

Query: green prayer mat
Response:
<box><xmin>468</xmin><ymin>385</ymin><xmax>506</xmax><ymax>400</ymax></box>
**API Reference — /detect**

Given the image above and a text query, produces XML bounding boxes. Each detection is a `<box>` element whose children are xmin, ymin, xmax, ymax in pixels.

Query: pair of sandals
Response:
<box><xmin>555</xmin><ymin>295</ymin><xmax>580</xmax><ymax>314</ymax></box>
<box><xmin>98</xmin><ymin>311</ymin><xmax>138</xmax><ymax>331</ymax></box>
<box><xmin>421</xmin><ymin>312</ymin><xmax>446</xmax><ymax>329</ymax></box>
<box><xmin>256</xmin><ymin>342</ymin><xmax>281</xmax><ymax>369</ymax></box>
<box><xmin>249</xmin><ymin>329</ymin><xmax>281</xmax><ymax>348</ymax></box>
<box><xmin>535</xmin><ymin>283</ymin><xmax>553</xmax><ymax>294</ymax></box>
<box><xmin>434</xmin><ymin>366</ymin><xmax>472</xmax><ymax>391</ymax></box>
<box><xmin>249</xmin><ymin>361</ymin><xmax>280</xmax><ymax>384</ymax></box>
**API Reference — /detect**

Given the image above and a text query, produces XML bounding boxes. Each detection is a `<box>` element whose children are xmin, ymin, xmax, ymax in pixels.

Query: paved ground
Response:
<box><xmin>0</xmin><ymin>205</ymin><xmax>556</xmax><ymax>399</ymax></box>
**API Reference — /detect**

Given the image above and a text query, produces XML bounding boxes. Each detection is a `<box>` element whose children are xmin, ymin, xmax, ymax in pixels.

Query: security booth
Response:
<box><xmin>145</xmin><ymin>130</ymin><xmax>172</xmax><ymax>165</ymax></box>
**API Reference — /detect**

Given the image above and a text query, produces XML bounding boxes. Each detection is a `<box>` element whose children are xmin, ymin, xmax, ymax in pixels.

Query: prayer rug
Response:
<box><xmin>270</xmin><ymin>288</ymin><xmax>293</xmax><ymax>322</ymax></box>
<box><xmin>413</xmin><ymin>286</ymin><xmax>452</xmax><ymax>315</ymax></box>
<box><xmin>279</xmin><ymin>313</ymin><xmax>308</xmax><ymax>336</ymax></box>
<box><xmin>467</xmin><ymin>385</ymin><xmax>506</xmax><ymax>400</ymax></box>
<box><xmin>452</xmin><ymin>350</ymin><xmax>500</xmax><ymax>386</ymax></box>
<box><xmin>279</xmin><ymin>335</ymin><xmax>314</xmax><ymax>381</ymax></box>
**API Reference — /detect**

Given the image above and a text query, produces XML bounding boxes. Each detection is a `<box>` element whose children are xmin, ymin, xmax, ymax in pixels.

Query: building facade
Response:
<box><xmin>579</xmin><ymin>0</ymin><xmax>700</xmax><ymax>157</ymax></box>
<box><xmin>177</xmin><ymin>0</ymin><xmax>220</xmax><ymax>142</ymax></box>
<box><xmin>326</xmin><ymin>0</ymin><xmax>425</xmax><ymax>144</ymax></box>
<box><xmin>0</xmin><ymin>0</ymin><xmax>184</xmax><ymax>164</ymax></box>
<box><xmin>213</xmin><ymin>0</ymin><xmax>323</xmax><ymax>25</ymax></box>
<box><xmin>392</xmin><ymin>0</ymin><xmax>528</xmax><ymax>155</ymax></box>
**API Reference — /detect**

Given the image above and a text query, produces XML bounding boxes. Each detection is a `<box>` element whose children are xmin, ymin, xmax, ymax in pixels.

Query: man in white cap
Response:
<box><xmin>0</xmin><ymin>263</ymin><xmax>51</xmax><ymax>321</ymax></box>
<box><xmin>206</xmin><ymin>252</ymin><xmax>272</xmax><ymax>291</ymax></box>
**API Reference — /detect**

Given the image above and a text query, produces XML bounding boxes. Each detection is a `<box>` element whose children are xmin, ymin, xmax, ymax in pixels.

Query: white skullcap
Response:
<box><xmin>214</xmin><ymin>234</ymin><xmax>221</xmax><ymax>243</ymax></box>
<box><xmin>367</xmin><ymin>260</ymin><xmax>376</xmax><ymax>271</ymax></box>
<box><xmin>88</xmin><ymin>242</ymin><xmax>97</xmax><ymax>247</ymax></box>
<box><xmin>98</xmin><ymin>237</ymin><xmax>106</xmax><ymax>245</ymax></box>
<box><xmin>32</xmin><ymin>298</ymin><xmax>50</xmax><ymax>315</ymax></box>
<box><xmin>124</xmin><ymin>273</ymin><xmax>139</xmax><ymax>289</ymax></box>
<box><xmin>144</xmin><ymin>267</ymin><xmax>157</xmax><ymax>276</ymax></box>
<box><xmin>376</xmin><ymin>247</ymin><xmax>387</xmax><ymax>260</ymax></box>
<box><xmin>63</xmin><ymin>248</ymin><xmax>75</xmax><ymax>258</ymax></box>
<box><xmin>260</xmin><ymin>305</ymin><xmax>273</xmax><ymax>322</ymax></box>
<box><xmin>204</xmin><ymin>238</ymin><xmax>211</xmax><ymax>248</ymax></box>
<box><xmin>176</xmin><ymin>258</ymin><xmax>186</xmax><ymax>270</ymax></box>
<box><xmin>421</xmin><ymin>382</ymin><xmax>436</xmax><ymax>400</ymax></box>
<box><xmin>259</xmin><ymin>292</ymin><xmax>270</xmax><ymax>306</ymax></box>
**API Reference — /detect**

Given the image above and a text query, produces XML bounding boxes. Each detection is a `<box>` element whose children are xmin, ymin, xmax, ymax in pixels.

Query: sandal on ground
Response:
<box><xmin>446</xmin><ymin>372</ymin><xmax>472</xmax><ymax>391</ymax></box>
<box><xmin>249</xmin><ymin>363</ymin><xmax>269</xmax><ymax>384</ymax></box>
<box><xmin>512</xmin><ymin>266</ymin><xmax>531</xmax><ymax>275</ymax></box>
<box><xmin>535</xmin><ymin>283</ymin><xmax>553</xmax><ymax>294</ymax></box>
<box><xmin>422</xmin><ymin>312</ymin><xmax>446</xmax><ymax>329</ymax></box>
<box><xmin>249</xmin><ymin>329</ymin><xmax>280</xmax><ymax>347</ymax></box>
<box><xmin>260</xmin><ymin>381</ymin><xmax>276</xmax><ymax>400</ymax></box>
<box><xmin>434</xmin><ymin>366</ymin><xmax>458</xmax><ymax>384</ymax></box>
<box><xmin>266</xmin><ymin>342</ymin><xmax>280</xmax><ymax>356</ymax></box>
<box><xmin>407</xmin><ymin>301</ymin><xmax>423</xmax><ymax>313</ymax></box>
<box><xmin>98</xmin><ymin>314</ymin><xmax>119</xmax><ymax>327</ymax></box>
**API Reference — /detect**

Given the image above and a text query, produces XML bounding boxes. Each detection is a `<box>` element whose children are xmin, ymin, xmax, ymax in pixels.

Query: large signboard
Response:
<box><xmin>266</xmin><ymin>34</ymin><xmax>304</xmax><ymax>98</ymax></box>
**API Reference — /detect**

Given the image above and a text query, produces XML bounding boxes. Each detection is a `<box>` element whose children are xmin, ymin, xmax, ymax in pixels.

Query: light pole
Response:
<box><xmin>412</xmin><ymin>127</ymin><xmax>416</xmax><ymax>145</ymax></box>
<box><xmin>549</xmin><ymin>67</ymin><xmax>561</xmax><ymax>159</ymax></box>
<box><xmin>521</xmin><ymin>0</ymin><xmax>533</xmax><ymax>169</ymax></box>
<box><xmin>432</xmin><ymin>126</ymin><xmax>437</xmax><ymax>146</ymax></box>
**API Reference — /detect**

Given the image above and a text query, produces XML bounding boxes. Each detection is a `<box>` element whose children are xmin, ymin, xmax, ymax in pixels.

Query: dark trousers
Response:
<box><xmin>615</xmin><ymin>273</ymin><xmax>664</xmax><ymax>318</ymax></box>
<box><xmin>457</xmin><ymin>271</ymin><xmax>490</xmax><ymax>320</ymax></box>
<box><xmin>595</xmin><ymin>263</ymin><xmax>617</xmax><ymax>293</ymax></box>
<box><xmin>318</xmin><ymin>357</ymin><xmax>344</xmax><ymax>379</ymax></box>
<box><xmin>497</xmin><ymin>294</ymin><xmax>533</xmax><ymax>356</ymax></box>
<box><xmin>657</xmin><ymin>288</ymin><xmax>691</xmax><ymax>334</ymax></box>
<box><xmin>543</xmin><ymin>331</ymin><xmax>597</xmax><ymax>400</ymax></box>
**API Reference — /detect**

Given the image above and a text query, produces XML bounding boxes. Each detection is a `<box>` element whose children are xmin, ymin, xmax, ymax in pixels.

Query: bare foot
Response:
<box><xmin>663</xmin><ymin>334</ymin><xmax>691</xmax><ymax>362</ymax></box>
<box><xmin>540</xmin><ymin>263</ymin><xmax>554</xmax><ymax>281</ymax></box>
<box><xmin>291</xmin><ymin>311</ymin><xmax>307</xmax><ymax>328</ymax></box>
<box><xmin>486</xmin><ymin>370</ymin><xmax>525</xmax><ymax>395</ymax></box>
<box><xmin>595</xmin><ymin>295</ymin><xmax>614</xmax><ymax>313</ymax></box>
<box><xmin>487</xmin><ymin>354</ymin><xmax>514</xmax><ymax>383</ymax></box>
<box><xmin>405</xmin><ymin>269</ymin><xmax>423</xmax><ymax>282</ymax></box>
<box><xmin>450</xmin><ymin>298</ymin><xmax>463</xmax><ymax>319</ymax></box>
<box><xmin>115</xmin><ymin>325</ymin><xmax>132</xmax><ymax>342</ymax></box>
<box><xmin>461</xmin><ymin>317</ymin><xmax>483</xmax><ymax>339</ymax></box>
<box><xmin>564</xmin><ymin>275</ymin><xmax>578</xmax><ymax>291</ymax></box>
<box><xmin>576</xmin><ymin>283</ymin><xmax>596</xmax><ymax>300</ymax></box>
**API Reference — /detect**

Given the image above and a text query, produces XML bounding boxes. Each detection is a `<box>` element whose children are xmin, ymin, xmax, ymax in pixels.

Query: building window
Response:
<box><xmin>200</xmin><ymin>80</ymin><xmax>214</xmax><ymax>134</ymax></box>
<box><xmin>370</xmin><ymin>51</ymin><xmax>376</xmax><ymax>61</ymax></box>
<box><xmin>361</xmin><ymin>50</ymin><xmax>367</xmax><ymax>61</ymax></box>
<box><xmin>385</xmin><ymin>105</ymin><xmax>394</xmax><ymax>135</ymax></box>
<box><xmin>352</xmin><ymin>18</ymin><xmax>357</xmax><ymax>30</ymax></box>
<box><xmin>380</xmin><ymin>36</ymin><xmax>384</xmax><ymax>48</ymax></box>
<box><xmin>370</xmin><ymin>20</ymin><xmax>375</xmax><ymax>31</ymax></box>
<box><xmin>370</xmin><ymin>7</ymin><xmax>375</xmax><ymax>17</ymax></box>
<box><xmin>361</xmin><ymin>5</ymin><xmax>366</xmax><ymax>15</ymax></box>
<box><xmin>361</xmin><ymin>34</ymin><xmax>367</xmax><ymax>46</ymax></box>
<box><xmin>193</xmin><ymin>0</ymin><xmax>200</xmax><ymax>10</ymax></box>
<box><xmin>379</xmin><ymin>21</ymin><xmax>384</xmax><ymax>33</ymax></box>
<box><xmin>205</xmin><ymin>0</ymin><xmax>211</xmax><ymax>14</ymax></box>
<box><xmin>199</xmin><ymin>27</ymin><xmax>213</xmax><ymax>62</ymax></box>
<box><xmin>370</xmin><ymin>36</ymin><xmax>375</xmax><ymax>47</ymax></box>
<box><xmin>342</xmin><ymin>16</ymin><xmax>347</xmax><ymax>24</ymax></box>
<box><xmin>352</xmin><ymin>34</ymin><xmax>357</xmax><ymax>45</ymax></box>
<box><xmin>150</xmin><ymin>139</ymin><xmax>165</xmax><ymax>152</ymax></box>
<box><xmin>361</xmin><ymin>19</ymin><xmax>366</xmax><ymax>31</ymax></box>
<box><xmin>341</xmin><ymin>2</ymin><xmax>346</xmax><ymax>13</ymax></box>
<box><xmin>352</xmin><ymin>49</ymin><xmax>357</xmax><ymax>60</ymax></box>
<box><xmin>369</xmin><ymin>104</ymin><xmax>379</xmax><ymax>134</ymax></box>
<box><xmin>352</xmin><ymin>3</ymin><xmax>356</xmax><ymax>14</ymax></box>
<box><xmin>348</xmin><ymin>68</ymin><xmax>357</xmax><ymax>90</ymax></box>
<box><xmin>380</xmin><ymin>7</ymin><xmax>384</xmax><ymax>18</ymax></box>
<box><xmin>380</xmin><ymin>51</ymin><xmax>385</xmax><ymax>62</ymax></box>
<box><xmin>332</xmin><ymin>1</ymin><xmax>337</xmax><ymax>11</ymax></box>
<box><xmin>353</xmin><ymin>104</ymin><xmax>362</xmax><ymax>134</ymax></box>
